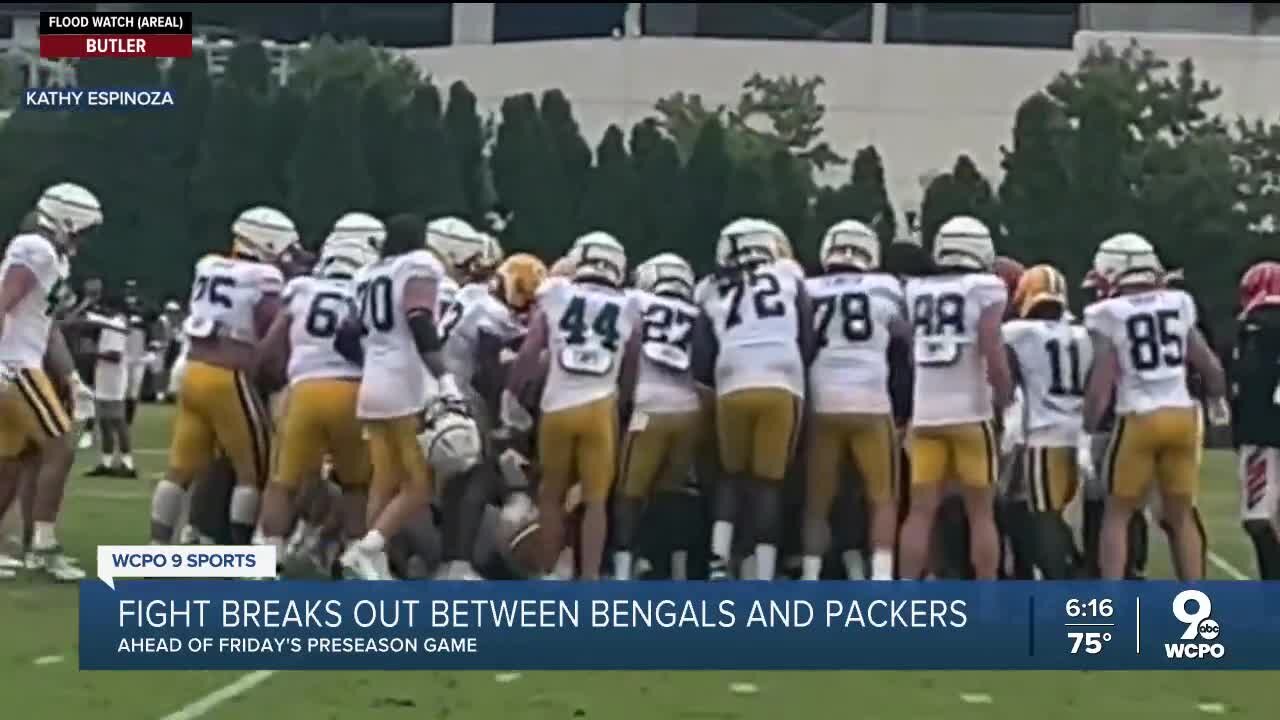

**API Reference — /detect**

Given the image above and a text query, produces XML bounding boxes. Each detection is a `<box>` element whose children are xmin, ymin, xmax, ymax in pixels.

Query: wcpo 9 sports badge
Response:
<box><xmin>39</xmin><ymin>10</ymin><xmax>192</xmax><ymax>59</ymax></box>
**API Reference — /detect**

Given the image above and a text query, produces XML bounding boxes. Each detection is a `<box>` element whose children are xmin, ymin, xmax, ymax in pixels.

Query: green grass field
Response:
<box><xmin>0</xmin><ymin>406</ymin><xmax>1269</xmax><ymax>719</ymax></box>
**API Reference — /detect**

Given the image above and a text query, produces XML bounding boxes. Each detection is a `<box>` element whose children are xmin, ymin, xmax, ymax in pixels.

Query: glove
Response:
<box><xmin>1207</xmin><ymin>397</ymin><xmax>1231</xmax><ymax>428</ymax></box>
<box><xmin>68</xmin><ymin>374</ymin><xmax>95</xmax><ymax>422</ymax></box>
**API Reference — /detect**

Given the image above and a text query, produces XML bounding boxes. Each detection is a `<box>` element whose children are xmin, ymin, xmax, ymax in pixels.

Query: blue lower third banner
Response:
<box><xmin>79</xmin><ymin>581</ymin><xmax>1280</xmax><ymax>670</ymax></box>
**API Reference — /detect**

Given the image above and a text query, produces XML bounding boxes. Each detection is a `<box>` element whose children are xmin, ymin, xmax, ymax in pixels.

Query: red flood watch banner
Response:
<box><xmin>39</xmin><ymin>11</ymin><xmax>192</xmax><ymax>59</ymax></box>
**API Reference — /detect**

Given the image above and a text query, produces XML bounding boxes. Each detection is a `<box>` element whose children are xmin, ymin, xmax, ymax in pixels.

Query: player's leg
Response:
<box><xmin>747</xmin><ymin>389</ymin><xmax>800</xmax><ymax>582</ymax></box>
<box><xmin>899</xmin><ymin>428</ymin><xmax>948</xmax><ymax>579</ymax></box>
<box><xmin>536</xmin><ymin>408</ymin><xmax>577</xmax><ymax>576</ymax></box>
<box><xmin>1026</xmin><ymin>446</ymin><xmax>1080</xmax><ymax>579</ymax></box>
<box><xmin>851</xmin><ymin>415</ymin><xmax>899</xmax><ymax>580</ymax></box>
<box><xmin>209</xmin><ymin>371</ymin><xmax>272</xmax><ymax>544</ymax></box>
<box><xmin>1155</xmin><ymin>408</ymin><xmax>1205</xmax><ymax>581</ymax></box>
<box><xmin>952</xmin><ymin>421</ymin><xmax>1000</xmax><ymax>579</ymax></box>
<box><xmin>156</xmin><ymin>362</ymin><xmax>221</xmax><ymax>542</ymax></box>
<box><xmin>257</xmin><ymin>382</ymin><xmax>323</xmax><ymax>559</ymax></box>
<box><xmin>614</xmin><ymin>416</ymin><xmax>667</xmax><ymax>580</ymax></box>
<box><xmin>11</xmin><ymin>370</ymin><xmax>80</xmax><ymax>578</ymax></box>
<box><xmin>1100</xmin><ymin>415</ymin><xmax>1155</xmax><ymax>579</ymax></box>
<box><xmin>801</xmin><ymin>414</ymin><xmax>842</xmax><ymax>580</ymax></box>
<box><xmin>1239</xmin><ymin>445</ymin><xmax>1280</xmax><ymax>579</ymax></box>
<box><xmin>574</xmin><ymin>396</ymin><xmax>619</xmax><ymax>581</ymax></box>
<box><xmin>711</xmin><ymin>391</ymin><xmax>753</xmax><ymax>579</ymax></box>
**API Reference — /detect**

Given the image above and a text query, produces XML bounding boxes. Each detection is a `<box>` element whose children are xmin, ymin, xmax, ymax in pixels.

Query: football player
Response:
<box><xmin>1083</xmin><ymin>233</ymin><xmax>1227</xmax><ymax>581</ymax></box>
<box><xmin>0</xmin><ymin>183</ymin><xmax>101</xmax><ymax>580</ymax></box>
<box><xmin>254</xmin><ymin>224</ymin><xmax>382</xmax><ymax>563</ymax></box>
<box><xmin>151</xmin><ymin>206</ymin><xmax>292</xmax><ymax>545</ymax></box>
<box><xmin>508</xmin><ymin>231</ymin><xmax>642</xmax><ymax>580</ymax></box>
<box><xmin>802</xmin><ymin>220</ymin><xmax>906</xmax><ymax>581</ymax></box>
<box><xmin>338</xmin><ymin>214</ymin><xmax>461</xmax><ymax>579</ymax></box>
<box><xmin>614</xmin><ymin>252</ymin><xmax>705</xmax><ymax>580</ymax></box>
<box><xmin>898</xmin><ymin>216</ymin><xmax>1012</xmax><ymax>581</ymax></box>
<box><xmin>1003</xmin><ymin>264</ymin><xmax>1090</xmax><ymax>578</ymax></box>
<box><xmin>1231</xmin><ymin>260</ymin><xmax>1280</xmax><ymax>579</ymax></box>
<box><xmin>425</xmin><ymin>216</ymin><xmax>485</xmax><ymax>338</ymax></box>
<box><xmin>695</xmin><ymin>218</ymin><xmax>813</xmax><ymax>581</ymax></box>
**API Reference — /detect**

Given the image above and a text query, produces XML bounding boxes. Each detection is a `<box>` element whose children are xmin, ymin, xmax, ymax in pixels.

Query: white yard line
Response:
<box><xmin>1206</xmin><ymin>550</ymin><xmax>1250</xmax><ymax>581</ymax></box>
<box><xmin>159</xmin><ymin>670</ymin><xmax>277</xmax><ymax>720</ymax></box>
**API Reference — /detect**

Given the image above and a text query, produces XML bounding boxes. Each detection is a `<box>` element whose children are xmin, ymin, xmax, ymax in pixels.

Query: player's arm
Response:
<box><xmin>1187</xmin><ymin>326</ymin><xmax>1226</xmax><ymax>400</ymax></box>
<box><xmin>96</xmin><ymin>329</ymin><xmax>124</xmax><ymax>364</ymax></box>
<box><xmin>0</xmin><ymin>263</ymin><xmax>37</xmax><ymax>337</ymax></box>
<box><xmin>402</xmin><ymin>274</ymin><xmax>453</xmax><ymax>385</ymax></box>
<box><xmin>978</xmin><ymin>299</ymin><xmax>1013</xmax><ymax>410</ymax></box>
<box><xmin>254</xmin><ymin>307</ymin><xmax>292</xmax><ymax>383</ymax></box>
<box><xmin>46</xmin><ymin>323</ymin><xmax>76</xmax><ymax>379</ymax></box>
<box><xmin>617</xmin><ymin>323</ymin><xmax>642</xmax><ymax>422</ymax></box>
<box><xmin>795</xmin><ymin>282</ymin><xmax>817</xmax><ymax>366</ymax></box>
<box><xmin>1083</xmin><ymin>331</ymin><xmax>1118</xmax><ymax>433</ymax></box>
<box><xmin>253</xmin><ymin>289</ymin><xmax>281</xmax><ymax>342</ymax></box>
<box><xmin>690</xmin><ymin>310</ymin><xmax>718</xmax><ymax>399</ymax></box>
<box><xmin>506</xmin><ymin>309</ymin><xmax>548</xmax><ymax>399</ymax></box>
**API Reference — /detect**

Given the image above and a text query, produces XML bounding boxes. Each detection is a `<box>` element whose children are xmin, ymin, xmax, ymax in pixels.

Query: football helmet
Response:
<box><xmin>317</xmin><ymin>237</ymin><xmax>378</xmax><ymax>280</ymax></box>
<box><xmin>474</xmin><ymin>232</ymin><xmax>505</xmax><ymax>276</ymax></box>
<box><xmin>1012</xmin><ymin>263</ymin><xmax>1068</xmax><ymax>318</ymax></box>
<box><xmin>493</xmin><ymin>253</ymin><xmax>547</xmax><ymax>313</ymax></box>
<box><xmin>418</xmin><ymin>398</ymin><xmax>482</xmax><ymax>484</ymax></box>
<box><xmin>549</xmin><ymin>255</ymin><xmax>577</xmax><ymax>278</ymax></box>
<box><xmin>933</xmin><ymin>216</ymin><xmax>995</xmax><ymax>271</ymax></box>
<box><xmin>425</xmin><ymin>216</ymin><xmax>484</xmax><ymax>276</ymax></box>
<box><xmin>819</xmin><ymin>220</ymin><xmax>879</xmax><ymax>271</ymax></box>
<box><xmin>569</xmin><ymin>231</ymin><xmax>627</xmax><ymax>287</ymax></box>
<box><xmin>327</xmin><ymin>212</ymin><xmax>386</xmax><ymax>253</ymax></box>
<box><xmin>1240</xmin><ymin>261</ymin><xmax>1280</xmax><ymax>315</ymax></box>
<box><xmin>716</xmin><ymin>217</ymin><xmax>780</xmax><ymax>270</ymax></box>
<box><xmin>36</xmin><ymin>182</ymin><xmax>103</xmax><ymax>238</ymax></box>
<box><xmin>1093</xmin><ymin>232</ymin><xmax>1163</xmax><ymax>289</ymax></box>
<box><xmin>634</xmin><ymin>252</ymin><xmax>695</xmax><ymax>300</ymax></box>
<box><xmin>231</xmin><ymin>206</ymin><xmax>298</xmax><ymax>262</ymax></box>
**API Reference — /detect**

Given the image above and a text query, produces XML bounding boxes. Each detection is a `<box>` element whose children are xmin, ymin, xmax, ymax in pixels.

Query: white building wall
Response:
<box><xmin>402</xmin><ymin>32</ymin><xmax>1280</xmax><ymax>212</ymax></box>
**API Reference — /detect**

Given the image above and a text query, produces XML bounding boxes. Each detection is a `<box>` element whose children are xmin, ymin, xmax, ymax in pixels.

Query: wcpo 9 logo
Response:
<box><xmin>1165</xmin><ymin>590</ymin><xmax>1225</xmax><ymax>660</ymax></box>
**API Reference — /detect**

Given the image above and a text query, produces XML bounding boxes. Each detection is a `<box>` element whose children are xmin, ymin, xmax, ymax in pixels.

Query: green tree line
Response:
<box><xmin>0</xmin><ymin>39</ymin><xmax>1274</xmax><ymax>334</ymax></box>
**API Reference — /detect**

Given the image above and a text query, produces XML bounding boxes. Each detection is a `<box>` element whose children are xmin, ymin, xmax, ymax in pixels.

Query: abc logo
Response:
<box><xmin>1166</xmin><ymin>590</ymin><xmax>1225</xmax><ymax>660</ymax></box>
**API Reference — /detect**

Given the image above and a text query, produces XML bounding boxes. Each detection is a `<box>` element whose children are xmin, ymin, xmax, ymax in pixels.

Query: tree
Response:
<box><xmin>577</xmin><ymin>125</ymin><xmax>640</xmax><ymax>248</ymax></box>
<box><xmin>287</xmin><ymin>78</ymin><xmax>374</xmax><ymax>244</ymax></box>
<box><xmin>766</xmin><ymin>150</ymin><xmax>811</xmax><ymax>258</ymax></box>
<box><xmin>813</xmin><ymin>145</ymin><xmax>896</xmax><ymax>243</ymax></box>
<box><xmin>920</xmin><ymin>155</ymin><xmax>1000</xmax><ymax>250</ymax></box>
<box><xmin>681</xmin><ymin>116</ymin><xmax>732</xmax><ymax>270</ymax></box>
<box><xmin>630</xmin><ymin>118</ymin><xmax>690</xmax><ymax>256</ymax></box>
<box><xmin>490</xmin><ymin>93</ymin><xmax>573</xmax><ymax>255</ymax></box>
<box><xmin>444</xmin><ymin>81</ymin><xmax>490</xmax><ymax>224</ymax></box>
<box><xmin>997</xmin><ymin>93</ymin><xmax>1074</xmax><ymax>264</ymax></box>
<box><xmin>540</xmin><ymin>89</ymin><xmax>592</xmax><ymax>221</ymax></box>
<box><xmin>406</xmin><ymin>83</ymin><xmax>465</xmax><ymax>219</ymax></box>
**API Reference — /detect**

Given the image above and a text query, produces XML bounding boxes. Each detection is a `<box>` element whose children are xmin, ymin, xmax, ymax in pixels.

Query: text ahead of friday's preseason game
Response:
<box><xmin>76</xmin><ymin>575</ymin><xmax>1280</xmax><ymax>671</ymax></box>
<box><xmin>39</xmin><ymin>11</ymin><xmax>192</xmax><ymax>59</ymax></box>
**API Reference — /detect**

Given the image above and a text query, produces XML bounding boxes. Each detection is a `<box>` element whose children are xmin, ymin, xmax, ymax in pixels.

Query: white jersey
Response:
<box><xmin>283</xmin><ymin>275</ymin><xmax>361</xmax><ymax>384</ymax></box>
<box><xmin>1004</xmin><ymin>319</ymin><xmax>1093</xmax><ymax>447</ymax></box>
<box><xmin>443</xmin><ymin>289</ymin><xmax>521</xmax><ymax>386</ymax></box>
<box><xmin>630</xmin><ymin>289</ymin><xmax>701</xmax><ymax>415</ymax></box>
<box><xmin>1084</xmin><ymin>288</ymin><xmax>1197</xmax><ymax>416</ymax></box>
<box><xmin>0</xmin><ymin>233</ymin><xmax>68</xmax><ymax>368</ymax></box>
<box><xmin>806</xmin><ymin>272</ymin><xmax>904</xmax><ymax>415</ymax></box>
<box><xmin>354</xmin><ymin>250</ymin><xmax>448</xmax><ymax>419</ymax></box>
<box><xmin>905</xmin><ymin>272</ymin><xmax>1006</xmax><ymax>426</ymax></box>
<box><xmin>436</xmin><ymin>276</ymin><xmax>462</xmax><ymax>340</ymax></box>
<box><xmin>697</xmin><ymin>264</ymin><xmax>806</xmax><ymax>398</ymax></box>
<box><xmin>182</xmin><ymin>255</ymin><xmax>283</xmax><ymax>345</ymax></box>
<box><xmin>93</xmin><ymin>313</ymin><xmax>129</xmax><ymax>402</ymax></box>
<box><xmin>539</xmin><ymin>280</ymin><xmax>641</xmax><ymax>413</ymax></box>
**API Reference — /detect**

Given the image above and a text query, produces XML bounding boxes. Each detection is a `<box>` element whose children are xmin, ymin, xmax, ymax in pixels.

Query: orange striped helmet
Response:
<box><xmin>492</xmin><ymin>253</ymin><xmax>547</xmax><ymax>313</ymax></box>
<box><xmin>1240</xmin><ymin>261</ymin><xmax>1280</xmax><ymax>316</ymax></box>
<box><xmin>1013</xmin><ymin>264</ymin><xmax>1069</xmax><ymax>318</ymax></box>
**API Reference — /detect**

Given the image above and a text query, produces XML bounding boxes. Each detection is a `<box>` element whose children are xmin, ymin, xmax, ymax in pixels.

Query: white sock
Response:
<box><xmin>150</xmin><ymin>479</ymin><xmax>186</xmax><ymax>532</ymax></box>
<box><xmin>870</xmin><ymin>549</ymin><xmax>894</xmax><ymax>580</ymax></box>
<box><xmin>32</xmin><ymin>521</ymin><xmax>57</xmax><ymax>550</ymax></box>
<box><xmin>121</xmin><ymin>454</ymin><xmax>134</xmax><ymax>470</ymax></box>
<box><xmin>102</xmin><ymin>453</ymin><xmax>115</xmax><ymax>467</ymax></box>
<box><xmin>359</xmin><ymin>529</ymin><xmax>387</xmax><ymax>553</ymax></box>
<box><xmin>613</xmin><ymin>551</ymin><xmax>632</xmax><ymax>580</ymax></box>
<box><xmin>754</xmin><ymin>544</ymin><xmax>777</xmax><ymax>581</ymax></box>
<box><xmin>670</xmin><ymin>550</ymin><xmax>688</xmax><ymax>580</ymax></box>
<box><xmin>553</xmin><ymin>547</ymin><xmax>575</xmax><ymax>579</ymax></box>
<box><xmin>740</xmin><ymin>554</ymin><xmax>756</xmax><ymax>580</ymax></box>
<box><xmin>842</xmin><ymin>550</ymin><xmax>865</xmax><ymax>579</ymax></box>
<box><xmin>229</xmin><ymin>486</ymin><xmax>261</xmax><ymax>527</ymax></box>
<box><xmin>711</xmin><ymin>521</ymin><xmax>733</xmax><ymax>561</ymax></box>
<box><xmin>801</xmin><ymin>555</ymin><xmax>822</xmax><ymax>581</ymax></box>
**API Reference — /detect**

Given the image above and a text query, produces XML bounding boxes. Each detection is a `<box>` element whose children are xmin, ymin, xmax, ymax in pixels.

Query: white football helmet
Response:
<box><xmin>232</xmin><ymin>206</ymin><xmax>298</xmax><ymax>262</ymax></box>
<box><xmin>1093</xmin><ymin>232</ymin><xmax>1163</xmax><ymax>289</ymax></box>
<box><xmin>478</xmin><ymin>232</ymin><xmax>504</xmax><ymax>270</ymax></box>
<box><xmin>634</xmin><ymin>252</ymin><xmax>695</xmax><ymax>300</ymax></box>
<box><xmin>425</xmin><ymin>216</ymin><xmax>484</xmax><ymax>275</ymax></box>
<box><xmin>820</xmin><ymin>219</ymin><xmax>879</xmax><ymax>271</ymax></box>
<box><xmin>933</xmin><ymin>215</ymin><xmax>995</xmax><ymax>271</ymax></box>
<box><xmin>569</xmin><ymin>231</ymin><xmax>627</xmax><ymax>287</ymax></box>
<box><xmin>716</xmin><ymin>217</ymin><xmax>780</xmax><ymax>270</ymax></box>
<box><xmin>317</xmin><ymin>238</ymin><xmax>378</xmax><ymax>280</ymax></box>
<box><xmin>36</xmin><ymin>182</ymin><xmax>103</xmax><ymax>237</ymax></box>
<box><xmin>327</xmin><ymin>212</ymin><xmax>386</xmax><ymax>253</ymax></box>
<box><xmin>418</xmin><ymin>398</ymin><xmax>482</xmax><ymax>483</ymax></box>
